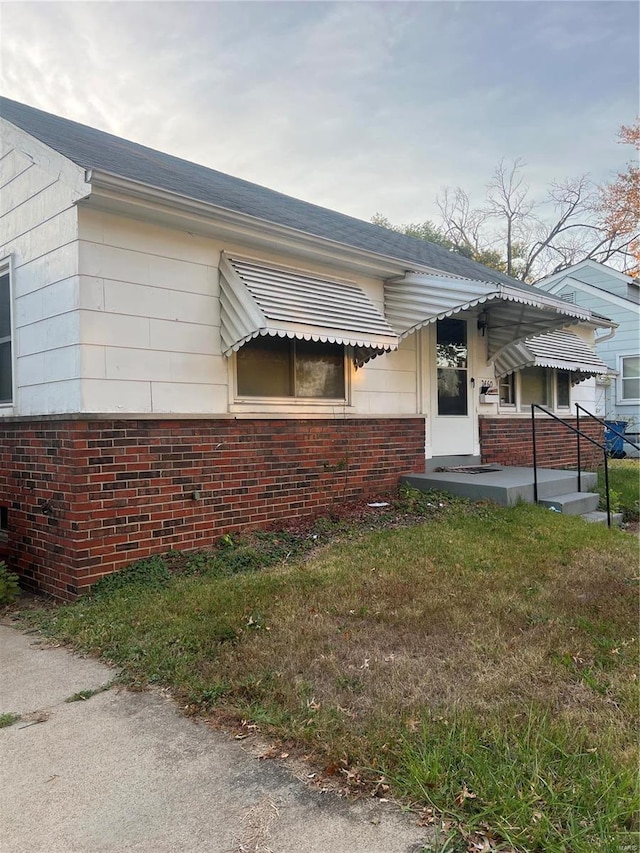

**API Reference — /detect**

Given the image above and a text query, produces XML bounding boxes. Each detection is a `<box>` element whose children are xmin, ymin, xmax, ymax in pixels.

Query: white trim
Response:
<box><xmin>537</xmin><ymin>272</ymin><xmax>640</xmax><ymax>315</ymax></box>
<box><xmin>617</xmin><ymin>353</ymin><xmax>640</xmax><ymax>404</ymax></box>
<box><xmin>1</xmin><ymin>118</ymin><xmax>91</xmax><ymax>200</ymax></box>
<box><xmin>86</xmin><ymin>171</ymin><xmax>449</xmax><ymax>280</ymax></box>
<box><xmin>537</xmin><ymin>260</ymin><xmax>634</xmax><ymax>288</ymax></box>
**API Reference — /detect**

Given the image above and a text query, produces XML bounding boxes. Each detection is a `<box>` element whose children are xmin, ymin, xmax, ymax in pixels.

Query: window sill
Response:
<box><xmin>230</xmin><ymin>398</ymin><xmax>356</xmax><ymax>417</ymax></box>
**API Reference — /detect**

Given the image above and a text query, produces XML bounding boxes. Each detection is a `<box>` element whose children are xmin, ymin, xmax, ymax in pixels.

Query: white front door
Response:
<box><xmin>430</xmin><ymin>317</ymin><xmax>476</xmax><ymax>456</ymax></box>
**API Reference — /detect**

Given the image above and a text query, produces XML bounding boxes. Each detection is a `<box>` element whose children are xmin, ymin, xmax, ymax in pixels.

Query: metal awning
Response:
<box><xmin>219</xmin><ymin>253</ymin><xmax>399</xmax><ymax>364</ymax></box>
<box><xmin>384</xmin><ymin>272</ymin><xmax>592</xmax><ymax>359</ymax></box>
<box><xmin>493</xmin><ymin>330</ymin><xmax>610</xmax><ymax>380</ymax></box>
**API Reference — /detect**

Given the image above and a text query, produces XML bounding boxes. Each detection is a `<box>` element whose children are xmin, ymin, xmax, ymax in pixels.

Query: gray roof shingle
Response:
<box><xmin>1</xmin><ymin>97</ymin><xmax>535</xmax><ymax>290</ymax></box>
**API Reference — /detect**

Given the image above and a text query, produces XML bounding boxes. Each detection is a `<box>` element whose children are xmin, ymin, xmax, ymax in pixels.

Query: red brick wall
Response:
<box><xmin>480</xmin><ymin>416</ymin><xmax>604</xmax><ymax>469</ymax></box>
<box><xmin>0</xmin><ymin>417</ymin><xmax>425</xmax><ymax>600</ymax></box>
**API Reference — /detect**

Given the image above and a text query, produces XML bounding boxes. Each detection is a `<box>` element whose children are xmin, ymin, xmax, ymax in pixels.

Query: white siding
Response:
<box><xmin>77</xmin><ymin>208</ymin><xmax>420</xmax><ymax>416</ymax></box>
<box><xmin>0</xmin><ymin>120</ymin><xmax>88</xmax><ymax>416</ymax></box>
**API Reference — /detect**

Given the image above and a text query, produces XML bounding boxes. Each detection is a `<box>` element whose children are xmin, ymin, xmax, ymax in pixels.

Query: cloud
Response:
<box><xmin>1</xmin><ymin>1</ymin><xmax>637</xmax><ymax>226</ymax></box>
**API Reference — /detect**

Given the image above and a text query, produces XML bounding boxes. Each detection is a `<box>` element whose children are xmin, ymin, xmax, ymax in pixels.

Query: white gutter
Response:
<box><xmin>82</xmin><ymin>169</ymin><xmax>499</xmax><ymax>280</ymax></box>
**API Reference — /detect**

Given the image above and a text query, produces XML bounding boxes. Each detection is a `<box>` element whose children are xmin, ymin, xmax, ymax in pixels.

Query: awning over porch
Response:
<box><xmin>384</xmin><ymin>272</ymin><xmax>592</xmax><ymax>358</ymax></box>
<box><xmin>493</xmin><ymin>329</ymin><xmax>610</xmax><ymax>380</ymax></box>
<box><xmin>219</xmin><ymin>253</ymin><xmax>399</xmax><ymax>364</ymax></box>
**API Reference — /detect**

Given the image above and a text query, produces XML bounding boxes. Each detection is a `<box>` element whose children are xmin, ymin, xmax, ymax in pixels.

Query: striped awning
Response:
<box><xmin>493</xmin><ymin>330</ymin><xmax>610</xmax><ymax>379</ymax></box>
<box><xmin>219</xmin><ymin>253</ymin><xmax>398</xmax><ymax>364</ymax></box>
<box><xmin>384</xmin><ymin>272</ymin><xmax>592</xmax><ymax>358</ymax></box>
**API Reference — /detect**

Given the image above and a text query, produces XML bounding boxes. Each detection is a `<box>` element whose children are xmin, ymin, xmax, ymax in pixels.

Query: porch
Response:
<box><xmin>400</xmin><ymin>464</ymin><xmax>618</xmax><ymax>523</ymax></box>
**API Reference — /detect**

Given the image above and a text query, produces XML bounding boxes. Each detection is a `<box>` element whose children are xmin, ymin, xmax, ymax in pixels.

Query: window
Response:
<box><xmin>237</xmin><ymin>336</ymin><xmax>346</xmax><ymax>399</ymax></box>
<box><xmin>556</xmin><ymin>372</ymin><xmax>570</xmax><ymax>408</ymax></box>
<box><xmin>0</xmin><ymin>270</ymin><xmax>12</xmax><ymax>405</ymax></box>
<box><xmin>499</xmin><ymin>374</ymin><xmax>515</xmax><ymax>405</ymax></box>
<box><xmin>520</xmin><ymin>367</ymin><xmax>550</xmax><ymax>407</ymax></box>
<box><xmin>620</xmin><ymin>355</ymin><xmax>640</xmax><ymax>401</ymax></box>
<box><xmin>505</xmin><ymin>368</ymin><xmax>573</xmax><ymax>411</ymax></box>
<box><xmin>436</xmin><ymin>318</ymin><xmax>468</xmax><ymax>416</ymax></box>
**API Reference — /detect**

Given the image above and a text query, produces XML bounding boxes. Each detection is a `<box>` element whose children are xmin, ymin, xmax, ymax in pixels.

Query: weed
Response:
<box><xmin>64</xmin><ymin>684</ymin><xmax>112</xmax><ymax>702</ymax></box>
<box><xmin>0</xmin><ymin>561</ymin><xmax>20</xmax><ymax>606</ymax></box>
<box><xmin>90</xmin><ymin>555</ymin><xmax>171</xmax><ymax>597</ymax></box>
<box><xmin>597</xmin><ymin>459</ymin><xmax>640</xmax><ymax>520</ymax></box>
<box><xmin>0</xmin><ymin>712</ymin><xmax>21</xmax><ymax>728</ymax></box>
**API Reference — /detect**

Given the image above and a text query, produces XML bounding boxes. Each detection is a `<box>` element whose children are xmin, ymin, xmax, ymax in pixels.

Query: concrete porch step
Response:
<box><xmin>539</xmin><ymin>492</ymin><xmax>600</xmax><ymax>515</ymax></box>
<box><xmin>581</xmin><ymin>510</ymin><xmax>624</xmax><ymax>526</ymax></box>
<box><xmin>402</xmin><ymin>467</ymin><xmax>598</xmax><ymax>508</ymax></box>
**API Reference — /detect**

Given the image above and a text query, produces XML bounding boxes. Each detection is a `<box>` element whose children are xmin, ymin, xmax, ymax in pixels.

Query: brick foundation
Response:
<box><xmin>480</xmin><ymin>416</ymin><xmax>604</xmax><ymax>469</ymax></box>
<box><xmin>0</xmin><ymin>417</ymin><xmax>425</xmax><ymax>600</ymax></box>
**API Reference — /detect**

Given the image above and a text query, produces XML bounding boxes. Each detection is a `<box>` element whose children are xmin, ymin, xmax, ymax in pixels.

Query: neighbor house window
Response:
<box><xmin>620</xmin><ymin>355</ymin><xmax>640</xmax><ymax>401</ymax></box>
<box><xmin>0</xmin><ymin>270</ymin><xmax>12</xmax><ymax>405</ymax></box>
<box><xmin>237</xmin><ymin>336</ymin><xmax>346</xmax><ymax>399</ymax></box>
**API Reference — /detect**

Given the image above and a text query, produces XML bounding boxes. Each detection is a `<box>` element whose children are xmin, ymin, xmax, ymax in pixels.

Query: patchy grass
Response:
<box><xmin>0</xmin><ymin>712</ymin><xmax>21</xmax><ymax>728</ymax></box>
<box><xmin>597</xmin><ymin>458</ymin><xmax>640</xmax><ymax>520</ymax></box>
<box><xmin>64</xmin><ymin>684</ymin><xmax>112</xmax><ymax>703</ymax></box>
<box><xmin>23</xmin><ymin>495</ymin><xmax>639</xmax><ymax>853</ymax></box>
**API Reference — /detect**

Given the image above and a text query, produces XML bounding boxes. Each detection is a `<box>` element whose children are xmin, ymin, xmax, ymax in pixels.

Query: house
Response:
<box><xmin>536</xmin><ymin>260</ymin><xmax>639</xmax><ymax>452</ymax></box>
<box><xmin>0</xmin><ymin>98</ymin><xmax>611</xmax><ymax>599</ymax></box>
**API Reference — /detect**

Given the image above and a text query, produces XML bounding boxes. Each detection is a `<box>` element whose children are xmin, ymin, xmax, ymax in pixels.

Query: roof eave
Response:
<box><xmin>84</xmin><ymin>169</ymin><xmax>454</xmax><ymax>280</ymax></box>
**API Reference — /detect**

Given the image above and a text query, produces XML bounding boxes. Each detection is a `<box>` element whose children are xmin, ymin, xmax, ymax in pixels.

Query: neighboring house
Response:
<box><xmin>0</xmin><ymin>98</ymin><xmax>610</xmax><ymax>599</ymax></box>
<box><xmin>536</xmin><ymin>261</ymin><xmax>639</xmax><ymax>452</ymax></box>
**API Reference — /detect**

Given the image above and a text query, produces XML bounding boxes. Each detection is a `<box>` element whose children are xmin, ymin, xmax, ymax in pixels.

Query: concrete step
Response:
<box><xmin>539</xmin><ymin>492</ymin><xmax>600</xmax><ymax>515</ymax></box>
<box><xmin>402</xmin><ymin>467</ymin><xmax>598</xmax><ymax>507</ymax></box>
<box><xmin>581</xmin><ymin>510</ymin><xmax>624</xmax><ymax>526</ymax></box>
<box><xmin>537</xmin><ymin>472</ymin><xmax>597</xmax><ymax>498</ymax></box>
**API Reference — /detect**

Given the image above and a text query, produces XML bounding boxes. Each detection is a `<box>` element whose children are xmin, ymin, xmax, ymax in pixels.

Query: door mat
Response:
<box><xmin>435</xmin><ymin>465</ymin><xmax>504</xmax><ymax>474</ymax></box>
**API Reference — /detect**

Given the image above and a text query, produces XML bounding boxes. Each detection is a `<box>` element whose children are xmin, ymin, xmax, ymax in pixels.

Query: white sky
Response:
<box><xmin>1</xmin><ymin>1</ymin><xmax>638</xmax><ymax>226</ymax></box>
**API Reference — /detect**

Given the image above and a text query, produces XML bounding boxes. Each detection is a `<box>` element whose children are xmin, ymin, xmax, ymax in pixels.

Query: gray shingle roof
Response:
<box><xmin>1</xmin><ymin>97</ymin><xmax>534</xmax><ymax>290</ymax></box>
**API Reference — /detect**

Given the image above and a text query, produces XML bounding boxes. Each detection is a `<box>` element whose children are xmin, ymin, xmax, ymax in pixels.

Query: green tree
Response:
<box><xmin>370</xmin><ymin>213</ymin><xmax>455</xmax><ymax>250</ymax></box>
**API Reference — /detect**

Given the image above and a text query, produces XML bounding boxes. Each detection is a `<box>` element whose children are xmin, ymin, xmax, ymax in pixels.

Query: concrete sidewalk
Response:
<box><xmin>0</xmin><ymin>624</ymin><xmax>429</xmax><ymax>853</ymax></box>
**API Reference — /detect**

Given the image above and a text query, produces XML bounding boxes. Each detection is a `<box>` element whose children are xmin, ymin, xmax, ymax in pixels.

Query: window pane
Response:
<box><xmin>0</xmin><ymin>341</ymin><xmax>12</xmax><ymax>403</ymax></box>
<box><xmin>0</xmin><ymin>274</ymin><xmax>10</xmax><ymax>340</ymax></box>
<box><xmin>295</xmin><ymin>340</ymin><xmax>345</xmax><ymax>398</ymax></box>
<box><xmin>622</xmin><ymin>378</ymin><xmax>640</xmax><ymax>400</ymax></box>
<box><xmin>437</xmin><ymin>368</ymin><xmax>468</xmax><ymax>415</ymax></box>
<box><xmin>237</xmin><ymin>337</ymin><xmax>292</xmax><ymax>396</ymax></box>
<box><xmin>521</xmin><ymin>367</ymin><xmax>549</xmax><ymax>406</ymax></box>
<box><xmin>621</xmin><ymin>357</ymin><xmax>640</xmax><ymax>400</ymax></box>
<box><xmin>499</xmin><ymin>374</ymin><xmax>515</xmax><ymax>405</ymax></box>
<box><xmin>556</xmin><ymin>372</ymin><xmax>570</xmax><ymax>407</ymax></box>
<box><xmin>436</xmin><ymin>319</ymin><xmax>467</xmax><ymax>368</ymax></box>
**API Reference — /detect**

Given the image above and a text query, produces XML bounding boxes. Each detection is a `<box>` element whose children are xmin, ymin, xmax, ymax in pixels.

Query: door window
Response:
<box><xmin>436</xmin><ymin>318</ymin><xmax>468</xmax><ymax>416</ymax></box>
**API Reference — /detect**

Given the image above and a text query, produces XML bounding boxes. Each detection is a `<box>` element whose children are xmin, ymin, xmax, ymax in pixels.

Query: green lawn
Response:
<box><xmin>24</xmin><ymin>495</ymin><xmax>639</xmax><ymax>853</ymax></box>
<box><xmin>597</xmin><ymin>458</ymin><xmax>640</xmax><ymax>520</ymax></box>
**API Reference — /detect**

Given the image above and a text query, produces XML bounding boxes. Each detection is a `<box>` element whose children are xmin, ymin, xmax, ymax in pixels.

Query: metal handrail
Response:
<box><xmin>575</xmin><ymin>404</ymin><xmax>640</xmax><ymax>453</ymax></box>
<box><xmin>531</xmin><ymin>404</ymin><xmax>612</xmax><ymax>527</ymax></box>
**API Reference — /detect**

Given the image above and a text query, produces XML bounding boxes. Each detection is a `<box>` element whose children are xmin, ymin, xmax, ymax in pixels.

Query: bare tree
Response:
<box><xmin>375</xmin><ymin>126</ymin><xmax>639</xmax><ymax>281</ymax></box>
<box><xmin>436</xmin><ymin>159</ymin><xmax>637</xmax><ymax>281</ymax></box>
<box><xmin>485</xmin><ymin>159</ymin><xmax>536</xmax><ymax>277</ymax></box>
